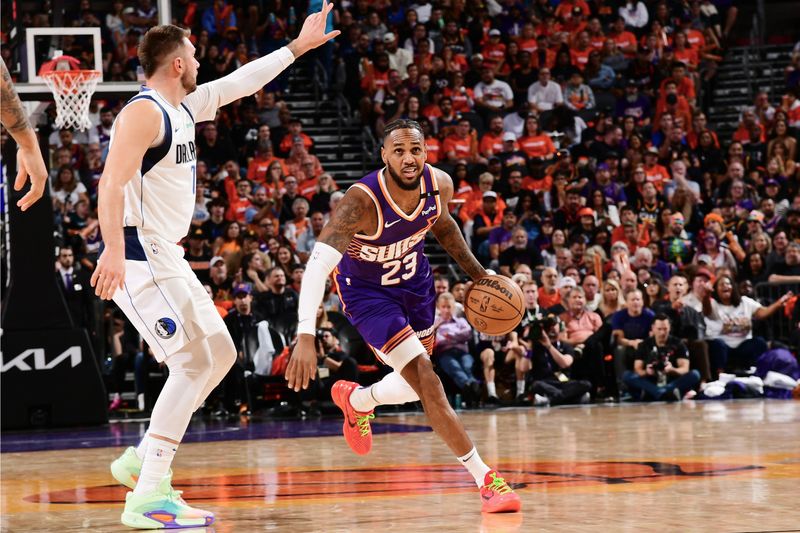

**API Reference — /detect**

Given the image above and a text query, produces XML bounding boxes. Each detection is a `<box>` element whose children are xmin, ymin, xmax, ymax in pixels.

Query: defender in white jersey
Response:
<box><xmin>91</xmin><ymin>6</ymin><xmax>339</xmax><ymax>529</ymax></box>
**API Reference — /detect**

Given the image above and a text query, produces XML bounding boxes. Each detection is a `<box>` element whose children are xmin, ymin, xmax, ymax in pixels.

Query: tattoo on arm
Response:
<box><xmin>0</xmin><ymin>61</ymin><xmax>32</xmax><ymax>134</ymax></box>
<box><xmin>432</xmin><ymin>212</ymin><xmax>486</xmax><ymax>281</ymax></box>
<box><xmin>320</xmin><ymin>190</ymin><xmax>368</xmax><ymax>253</ymax></box>
<box><xmin>430</xmin><ymin>167</ymin><xmax>486</xmax><ymax>280</ymax></box>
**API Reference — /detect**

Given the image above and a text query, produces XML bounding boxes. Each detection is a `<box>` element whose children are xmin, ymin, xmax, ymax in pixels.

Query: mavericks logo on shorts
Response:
<box><xmin>155</xmin><ymin>317</ymin><xmax>177</xmax><ymax>339</ymax></box>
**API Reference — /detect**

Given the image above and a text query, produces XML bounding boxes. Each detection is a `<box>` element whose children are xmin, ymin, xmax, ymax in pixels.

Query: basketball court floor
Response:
<box><xmin>1</xmin><ymin>400</ymin><xmax>799</xmax><ymax>532</ymax></box>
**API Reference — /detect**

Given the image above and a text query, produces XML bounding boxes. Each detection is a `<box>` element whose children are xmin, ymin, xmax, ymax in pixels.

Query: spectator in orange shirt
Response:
<box><xmin>563</xmin><ymin>7</ymin><xmax>588</xmax><ymax>40</ymax></box>
<box><xmin>531</xmin><ymin>35</ymin><xmax>557</xmax><ymax>70</ymax></box>
<box><xmin>654</xmin><ymin>82</ymin><xmax>692</xmax><ymax>133</ymax></box>
<box><xmin>672</xmin><ymin>31</ymin><xmax>699</xmax><ymax>71</ymax></box>
<box><xmin>443</xmin><ymin>71</ymin><xmax>475</xmax><ymax>114</ymax></box>
<box><xmin>733</xmin><ymin>109</ymin><xmax>766</xmax><ymax>143</ymax></box>
<box><xmin>687</xmin><ymin>112</ymin><xmax>720</xmax><ymax>149</ymax></box>
<box><xmin>538</xmin><ymin>267</ymin><xmax>562</xmax><ymax>309</ymax></box>
<box><xmin>420</xmin><ymin>119</ymin><xmax>442</xmax><ymax>164</ymax></box>
<box><xmin>286</xmin><ymin>139</ymin><xmax>323</xmax><ymax>183</ymax></box>
<box><xmin>518</xmin><ymin>115</ymin><xmax>557</xmax><ymax>161</ymax></box>
<box><xmin>611</xmin><ymin>206</ymin><xmax>651</xmax><ymax>251</ymax></box>
<box><xmin>586</xmin><ymin>17</ymin><xmax>606</xmax><ymax>51</ymax></box>
<box><xmin>613</xmin><ymin>220</ymin><xmax>651</xmax><ymax>255</ymax></box>
<box><xmin>259</xmin><ymin>160</ymin><xmax>286</xmax><ymax>199</ymax></box>
<box><xmin>471</xmin><ymin>190</ymin><xmax>505</xmax><ymax>256</ymax></box>
<box><xmin>423</xmin><ymin>96</ymin><xmax>457</xmax><ymax>137</ymax></box>
<box><xmin>443</xmin><ymin>118</ymin><xmax>486</xmax><ymax>164</ymax></box>
<box><xmin>246</xmin><ymin>140</ymin><xmax>287</xmax><ymax>185</ymax></box>
<box><xmin>570</xmin><ymin>31</ymin><xmax>593</xmax><ymax>70</ymax></box>
<box><xmin>414</xmin><ymin>38</ymin><xmax>435</xmax><ymax>74</ymax></box>
<box><xmin>659</xmin><ymin>62</ymin><xmax>696</xmax><ymax>106</ymax></box>
<box><xmin>459</xmin><ymin>172</ymin><xmax>506</xmax><ymax>224</ymax></box>
<box><xmin>479</xmin><ymin>115</ymin><xmax>506</xmax><ymax>158</ymax></box>
<box><xmin>360</xmin><ymin>52</ymin><xmax>390</xmax><ymax>96</ymax></box>
<box><xmin>643</xmin><ymin>147</ymin><xmax>670</xmax><ymax>192</ymax></box>
<box><xmin>609</xmin><ymin>16</ymin><xmax>638</xmax><ymax>58</ymax></box>
<box><xmin>296</xmin><ymin>156</ymin><xmax>329</xmax><ymax>199</ymax></box>
<box><xmin>226</xmin><ymin>179</ymin><xmax>254</xmax><ymax>223</ymax></box>
<box><xmin>278</xmin><ymin>118</ymin><xmax>313</xmax><ymax>155</ymax></box>
<box><xmin>680</xmin><ymin>17</ymin><xmax>707</xmax><ymax>51</ymax></box>
<box><xmin>516</xmin><ymin>22</ymin><xmax>538</xmax><ymax>54</ymax></box>
<box><xmin>555</xmin><ymin>0</ymin><xmax>591</xmax><ymax>23</ymax></box>
<box><xmin>482</xmin><ymin>29</ymin><xmax>507</xmax><ymax>73</ymax></box>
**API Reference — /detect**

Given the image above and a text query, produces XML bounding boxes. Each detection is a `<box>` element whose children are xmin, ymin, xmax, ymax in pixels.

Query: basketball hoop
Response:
<box><xmin>40</xmin><ymin>55</ymin><xmax>101</xmax><ymax>131</ymax></box>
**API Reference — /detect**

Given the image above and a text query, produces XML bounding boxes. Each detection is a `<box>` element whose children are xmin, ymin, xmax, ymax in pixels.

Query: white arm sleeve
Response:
<box><xmin>183</xmin><ymin>47</ymin><xmax>296</xmax><ymax>122</ymax></box>
<box><xmin>297</xmin><ymin>242</ymin><xmax>343</xmax><ymax>336</ymax></box>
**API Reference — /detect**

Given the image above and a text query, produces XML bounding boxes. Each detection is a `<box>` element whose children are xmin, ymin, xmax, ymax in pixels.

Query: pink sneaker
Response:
<box><xmin>109</xmin><ymin>396</ymin><xmax>123</xmax><ymax>411</ymax></box>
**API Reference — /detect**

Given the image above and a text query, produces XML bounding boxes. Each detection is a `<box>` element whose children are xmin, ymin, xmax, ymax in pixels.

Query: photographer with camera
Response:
<box><xmin>315</xmin><ymin>327</ymin><xmax>359</xmax><ymax>398</ymax></box>
<box><xmin>622</xmin><ymin>313</ymin><xmax>701</xmax><ymax>401</ymax></box>
<box><xmin>528</xmin><ymin>314</ymin><xmax>592</xmax><ymax>407</ymax></box>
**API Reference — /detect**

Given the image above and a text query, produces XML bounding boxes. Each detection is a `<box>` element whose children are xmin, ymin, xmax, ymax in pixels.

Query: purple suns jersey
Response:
<box><xmin>337</xmin><ymin>164</ymin><xmax>442</xmax><ymax>289</ymax></box>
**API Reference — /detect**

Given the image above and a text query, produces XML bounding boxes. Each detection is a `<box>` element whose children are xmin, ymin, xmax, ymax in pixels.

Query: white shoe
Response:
<box><xmin>533</xmin><ymin>394</ymin><xmax>550</xmax><ymax>407</ymax></box>
<box><xmin>764</xmin><ymin>371</ymin><xmax>798</xmax><ymax>390</ymax></box>
<box><xmin>579</xmin><ymin>392</ymin><xmax>591</xmax><ymax>404</ymax></box>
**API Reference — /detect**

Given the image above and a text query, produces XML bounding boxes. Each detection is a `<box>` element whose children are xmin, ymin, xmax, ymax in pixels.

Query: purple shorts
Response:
<box><xmin>334</xmin><ymin>269</ymin><xmax>436</xmax><ymax>360</ymax></box>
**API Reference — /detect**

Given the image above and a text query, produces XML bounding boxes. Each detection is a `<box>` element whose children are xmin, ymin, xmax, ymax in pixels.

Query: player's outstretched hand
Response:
<box><xmin>295</xmin><ymin>0</ymin><xmax>341</xmax><ymax>54</ymax></box>
<box><xmin>14</xmin><ymin>143</ymin><xmax>48</xmax><ymax>211</ymax></box>
<box><xmin>91</xmin><ymin>249</ymin><xmax>126</xmax><ymax>300</ymax></box>
<box><xmin>286</xmin><ymin>335</ymin><xmax>317</xmax><ymax>392</ymax></box>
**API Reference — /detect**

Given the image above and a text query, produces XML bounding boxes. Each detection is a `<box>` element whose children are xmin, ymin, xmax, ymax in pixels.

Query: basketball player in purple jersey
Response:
<box><xmin>287</xmin><ymin>119</ymin><xmax>521</xmax><ymax>513</ymax></box>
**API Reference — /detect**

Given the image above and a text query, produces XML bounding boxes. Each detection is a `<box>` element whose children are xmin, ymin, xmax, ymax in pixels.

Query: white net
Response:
<box><xmin>42</xmin><ymin>70</ymin><xmax>101</xmax><ymax>131</ymax></box>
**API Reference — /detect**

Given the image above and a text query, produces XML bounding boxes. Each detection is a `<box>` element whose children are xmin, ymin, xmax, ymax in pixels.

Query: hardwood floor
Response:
<box><xmin>2</xmin><ymin>400</ymin><xmax>798</xmax><ymax>532</ymax></box>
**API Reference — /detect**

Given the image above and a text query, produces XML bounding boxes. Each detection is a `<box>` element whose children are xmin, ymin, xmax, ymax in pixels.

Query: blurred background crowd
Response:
<box><xmin>2</xmin><ymin>0</ymin><xmax>800</xmax><ymax>418</ymax></box>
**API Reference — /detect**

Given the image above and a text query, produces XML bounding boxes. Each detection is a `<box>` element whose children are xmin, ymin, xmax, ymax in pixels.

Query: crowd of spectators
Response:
<box><xmin>3</xmin><ymin>0</ymin><xmax>800</xmax><ymax>416</ymax></box>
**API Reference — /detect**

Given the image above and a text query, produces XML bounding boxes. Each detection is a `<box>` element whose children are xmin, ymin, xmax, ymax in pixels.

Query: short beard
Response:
<box><xmin>181</xmin><ymin>70</ymin><xmax>197</xmax><ymax>94</ymax></box>
<box><xmin>386</xmin><ymin>163</ymin><xmax>423</xmax><ymax>191</ymax></box>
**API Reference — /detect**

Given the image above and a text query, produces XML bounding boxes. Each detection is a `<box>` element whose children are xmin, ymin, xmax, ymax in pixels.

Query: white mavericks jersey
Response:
<box><xmin>111</xmin><ymin>85</ymin><xmax>219</xmax><ymax>243</ymax></box>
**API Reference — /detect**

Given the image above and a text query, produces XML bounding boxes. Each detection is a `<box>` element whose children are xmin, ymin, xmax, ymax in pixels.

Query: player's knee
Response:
<box><xmin>216</xmin><ymin>333</ymin><xmax>237</xmax><ymax>371</ymax></box>
<box><xmin>166</xmin><ymin>347</ymin><xmax>214</xmax><ymax>383</ymax></box>
<box><xmin>480</xmin><ymin>349</ymin><xmax>493</xmax><ymax>364</ymax></box>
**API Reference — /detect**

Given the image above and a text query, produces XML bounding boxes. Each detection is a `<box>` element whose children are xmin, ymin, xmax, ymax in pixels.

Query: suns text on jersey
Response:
<box><xmin>176</xmin><ymin>141</ymin><xmax>196</xmax><ymax>164</ymax></box>
<box><xmin>357</xmin><ymin>232</ymin><xmax>426</xmax><ymax>262</ymax></box>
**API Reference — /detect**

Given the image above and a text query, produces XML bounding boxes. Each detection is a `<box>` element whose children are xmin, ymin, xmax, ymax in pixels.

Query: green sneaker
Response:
<box><xmin>111</xmin><ymin>446</ymin><xmax>173</xmax><ymax>489</ymax></box>
<box><xmin>121</xmin><ymin>474</ymin><xmax>214</xmax><ymax>529</ymax></box>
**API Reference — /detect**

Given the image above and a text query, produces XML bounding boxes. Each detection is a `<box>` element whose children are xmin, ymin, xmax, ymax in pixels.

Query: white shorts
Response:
<box><xmin>110</xmin><ymin>227</ymin><xmax>226</xmax><ymax>362</ymax></box>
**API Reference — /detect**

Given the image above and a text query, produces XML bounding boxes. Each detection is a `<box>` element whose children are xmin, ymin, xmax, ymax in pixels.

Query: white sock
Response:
<box><xmin>516</xmin><ymin>380</ymin><xmax>525</xmax><ymax>396</ymax></box>
<box><xmin>457</xmin><ymin>447</ymin><xmax>492</xmax><ymax>487</ymax></box>
<box><xmin>487</xmin><ymin>382</ymin><xmax>497</xmax><ymax>398</ymax></box>
<box><xmin>137</xmin><ymin>393</ymin><xmax>146</xmax><ymax>411</ymax></box>
<box><xmin>133</xmin><ymin>437</ymin><xmax>177</xmax><ymax>495</ymax></box>
<box><xmin>349</xmin><ymin>371</ymin><xmax>419</xmax><ymax>412</ymax></box>
<box><xmin>135</xmin><ymin>432</ymin><xmax>150</xmax><ymax>460</ymax></box>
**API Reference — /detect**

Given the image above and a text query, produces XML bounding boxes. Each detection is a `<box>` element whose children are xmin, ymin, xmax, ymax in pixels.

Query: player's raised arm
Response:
<box><xmin>1</xmin><ymin>60</ymin><xmax>48</xmax><ymax>211</ymax></box>
<box><xmin>184</xmin><ymin>1</ymin><xmax>339</xmax><ymax>121</ymax></box>
<box><xmin>429</xmin><ymin>168</ymin><xmax>488</xmax><ymax>281</ymax></box>
<box><xmin>285</xmin><ymin>186</ymin><xmax>373</xmax><ymax>391</ymax></box>
<box><xmin>91</xmin><ymin>102</ymin><xmax>162</xmax><ymax>299</ymax></box>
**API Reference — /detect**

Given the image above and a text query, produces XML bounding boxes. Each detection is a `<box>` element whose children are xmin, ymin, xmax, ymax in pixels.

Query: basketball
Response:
<box><xmin>463</xmin><ymin>275</ymin><xmax>524</xmax><ymax>336</ymax></box>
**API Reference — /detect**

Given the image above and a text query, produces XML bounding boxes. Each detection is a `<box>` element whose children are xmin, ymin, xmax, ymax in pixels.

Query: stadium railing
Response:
<box><xmin>754</xmin><ymin>281</ymin><xmax>800</xmax><ymax>344</ymax></box>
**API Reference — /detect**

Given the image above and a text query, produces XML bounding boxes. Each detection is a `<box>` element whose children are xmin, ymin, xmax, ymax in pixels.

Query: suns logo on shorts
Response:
<box><xmin>155</xmin><ymin>317</ymin><xmax>177</xmax><ymax>339</ymax></box>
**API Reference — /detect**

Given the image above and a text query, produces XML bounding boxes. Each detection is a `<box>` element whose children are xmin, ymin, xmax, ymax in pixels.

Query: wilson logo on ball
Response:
<box><xmin>475</xmin><ymin>278</ymin><xmax>514</xmax><ymax>300</ymax></box>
